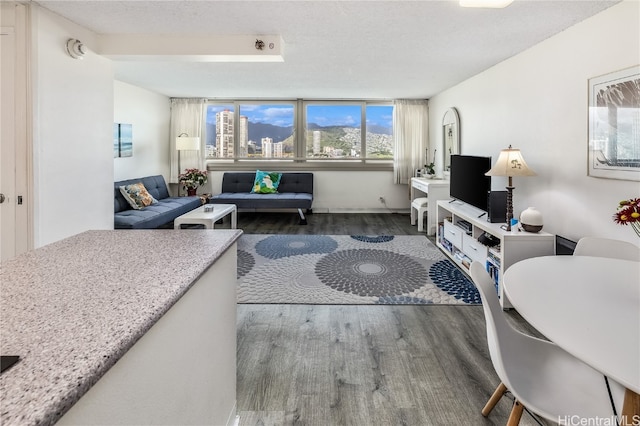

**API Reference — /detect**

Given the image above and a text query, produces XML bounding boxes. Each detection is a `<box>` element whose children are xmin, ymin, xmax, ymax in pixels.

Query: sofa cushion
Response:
<box><xmin>251</xmin><ymin>170</ymin><xmax>282</xmax><ymax>194</ymax></box>
<box><xmin>114</xmin><ymin>197</ymin><xmax>202</xmax><ymax>229</ymax></box>
<box><xmin>119</xmin><ymin>183</ymin><xmax>158</xmax><ymax>209</ymax></box>
<box><xmin>210</xmin><ymin>192</ymin><xmax>313</xmax><ymax>210</ymax></box>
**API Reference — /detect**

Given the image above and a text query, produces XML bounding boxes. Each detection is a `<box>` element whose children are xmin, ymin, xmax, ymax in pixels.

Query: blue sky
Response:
<box><xmin>206</xmin><ymin>104</ymin><xmax>393</xmax><ymax>129</ymax></box>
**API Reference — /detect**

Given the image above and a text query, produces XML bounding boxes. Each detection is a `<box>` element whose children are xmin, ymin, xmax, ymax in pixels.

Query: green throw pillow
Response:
<box><xmin>251</xmin><ymin>170</ymin><xmax>282</xmax><ymax>194</ymax></box>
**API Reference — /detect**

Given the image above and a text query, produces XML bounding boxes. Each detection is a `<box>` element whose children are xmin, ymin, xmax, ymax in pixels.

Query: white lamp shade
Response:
<box><xmin>485</xmin><ymin>146</ymin><xmax>536</xmax><ymax>177</ymax></box>
<box><xmin>176</xmin><ymin>136</ymin><xmax>201</xmax><ymax>151</ymax></box>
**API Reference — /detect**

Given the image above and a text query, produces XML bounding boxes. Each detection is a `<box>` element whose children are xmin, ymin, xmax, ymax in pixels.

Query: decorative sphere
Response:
<box><xmin>520</xmin><ymin>207</ymin><xmax>543</xmax><ymax>233</ymax></box>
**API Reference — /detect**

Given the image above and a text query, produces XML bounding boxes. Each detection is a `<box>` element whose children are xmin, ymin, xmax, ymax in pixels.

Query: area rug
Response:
<box><xmin>237</xmin><ymin>234</ymin><xmax>480</xmax><ymax>305</ymax></box>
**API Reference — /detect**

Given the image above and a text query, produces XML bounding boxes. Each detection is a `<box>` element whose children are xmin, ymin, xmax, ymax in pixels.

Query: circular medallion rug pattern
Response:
<box><xmin>237</xmin><ymin>234</ymin><xmax>480</xmax><ymax>305</ymax></box>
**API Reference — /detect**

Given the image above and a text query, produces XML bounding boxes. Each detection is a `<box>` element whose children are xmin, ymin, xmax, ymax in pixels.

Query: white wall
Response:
<box><xmin>114</xmin><ymin>81</ymin><xmax>171</xmax><ymax>182</ymax></box>
<box><xmin>32</xmin><ymin>6</ymin><xmax>114</xmax><ymax>247</ymax></box>
<box><xmin>428</xmin><ymin>0</ymin><xmax>640</xmax><ymax>244</ymax></box>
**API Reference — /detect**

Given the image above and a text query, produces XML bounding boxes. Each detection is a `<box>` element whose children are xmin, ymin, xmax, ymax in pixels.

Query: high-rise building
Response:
<box><xmin>239</xmin><ymin>115</ymin><xmax>248</xmax><ymax>157</ymax></box>
<box><xmin>262</xmin><ymin>137</ymin><xmax>284</xmax><ymax>158</ymax></box>
<box><xmin>216</xmin><ymin>110</ymin><xmax>234</xmax><ymax>158</ymax></box>
<box><xmin>313</xmin><ymin>130</ymin><xmax>321</xmax><ymax>155</ymax></box>
<box><xmin>262</xmin><ymin>137</ymin><xmax>274</xmax><ymax>157</ymax></box>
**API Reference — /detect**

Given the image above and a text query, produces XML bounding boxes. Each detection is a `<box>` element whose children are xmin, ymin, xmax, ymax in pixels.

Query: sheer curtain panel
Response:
<box><xmin>170</xmin><ymin>98</ymin><xmax>206</xmax><ymax>183</ymax></box>
<box><xmin>393</xmin><ymin>99</ymin><xmax>428</xmax><ymax>184</ymax></box>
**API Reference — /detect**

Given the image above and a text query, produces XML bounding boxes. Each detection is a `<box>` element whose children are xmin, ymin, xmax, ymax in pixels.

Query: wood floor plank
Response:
<box><xmin>236</xmin><ymin>214</ymin><xmax>549</xmax><ymax>425</ymax></box>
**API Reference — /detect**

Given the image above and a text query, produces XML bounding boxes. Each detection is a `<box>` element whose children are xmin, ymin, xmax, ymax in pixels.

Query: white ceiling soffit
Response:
<box><xmin>34</xmin><ymin>0</ymin><xmax>622</xmax><ymax>99</ymax></box>
<box><xmin>98</xmin><ymin>34</ymin><xmax>284</xmax><ymax>62</ymax></box>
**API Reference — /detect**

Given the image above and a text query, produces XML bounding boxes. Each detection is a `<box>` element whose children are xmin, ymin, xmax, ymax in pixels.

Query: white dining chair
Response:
<box><xmin>574</xmin><ymin>236</ymin><xmax>640</xmax><ymax>261</ymax></box>
<box><xmin>469</xmin><ymin>261</ymin><xmax>620</xmax><ymax>425</ymax></box>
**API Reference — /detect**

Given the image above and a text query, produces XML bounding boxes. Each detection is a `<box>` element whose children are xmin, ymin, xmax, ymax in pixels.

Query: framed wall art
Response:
<box><xmin>588</xmin><ymin>65</ymin><xmax>640</xmax><ymax>181</ymax></box>
<box><xmin>113</xmin><ymin>123</ymin><xmax>133</xmax><ymax>158</ymax></box>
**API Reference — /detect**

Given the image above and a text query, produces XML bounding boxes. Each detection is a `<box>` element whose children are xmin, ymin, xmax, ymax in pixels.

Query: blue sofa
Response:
<box><xmin>210</xmin><ymin>172</ymin><xmax>313</xmax><ymax>224</ymax></box>
<box><xmin>114</xmin><ymin>175</ymin><xmax>202</xmax><ymax>229</ymax></box>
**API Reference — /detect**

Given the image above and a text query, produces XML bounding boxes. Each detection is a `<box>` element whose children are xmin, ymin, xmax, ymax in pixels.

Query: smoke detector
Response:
<box><xmin>66</xmin><ymin>39</ymin><xmax>87</xmax><ymax>59</ymax></box>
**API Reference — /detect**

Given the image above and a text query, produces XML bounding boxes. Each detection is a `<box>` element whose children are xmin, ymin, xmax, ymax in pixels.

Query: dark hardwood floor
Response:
<box><xmin>235</xmin><ymin>211</ymin><xmax>421</xmax><ymax>236</ymax></box>
<box><xmin>236</xmin><ymin>212</ymin><xmax>548</xmax><ymax>426</ymax></box>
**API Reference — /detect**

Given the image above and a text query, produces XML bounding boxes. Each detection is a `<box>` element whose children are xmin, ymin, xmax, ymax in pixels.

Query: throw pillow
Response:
<box><xmin>251</xmin><ymin>170</ymin><xmax>282</xmax><ymax>194</ymax></box>
<box><xmin>119</xmin><ymin>183</ymin><xmax>158</xmax><ymax>210</ymax></box>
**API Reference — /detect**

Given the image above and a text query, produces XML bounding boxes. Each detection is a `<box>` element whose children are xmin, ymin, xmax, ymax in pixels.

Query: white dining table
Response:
<box><xmin>503</xmin><ymin>255</ymin><xmax>640</xmax><ymax>425</ymax></box>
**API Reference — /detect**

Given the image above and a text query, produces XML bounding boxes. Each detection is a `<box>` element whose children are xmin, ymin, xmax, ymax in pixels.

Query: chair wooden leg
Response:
<box><xmin>482</xmin><ymin>382</ymin><xmax>508</xmax><ymax>417</ymax></box>
<box><xmin>506</xmin><ymin>400</ymin><xmax>524</xmax><ymax>426</ymax></box>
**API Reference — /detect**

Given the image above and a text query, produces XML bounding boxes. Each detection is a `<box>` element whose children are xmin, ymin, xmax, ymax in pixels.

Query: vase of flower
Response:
<box><xmin>178</xmin><ymin>168</ymin><xmax>208</xmax><ymax>197</ymax></box>
<box><xmin>613</xmin><ymin>197</ymin><xmax>640</xmax><ymax>238</ymax></box>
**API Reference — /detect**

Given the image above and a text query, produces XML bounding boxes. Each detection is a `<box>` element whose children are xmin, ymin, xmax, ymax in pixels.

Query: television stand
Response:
<box><xmin>435</xmin><ymin>200</ymin><xmax>555</xmax><ymax>309</ymax></box>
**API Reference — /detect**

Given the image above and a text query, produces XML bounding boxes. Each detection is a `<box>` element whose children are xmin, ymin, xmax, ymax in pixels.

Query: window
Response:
<box><xmin>205</xmin><ymin>100</ymin><xmax>393</xmax><ymax>166</ymax></box>
<box><xmin>365</xmin><ymin>105</ymin><xmax>394</xmax><ymax>159</ymax></box>
<box><xmin>206</xmin><ymin>104</ymin><xmax>235</xmax><ymax>158</ymax></box>
<box><xmin>206</xmin><ymin>102</ymin><xmax>295</xmax><ymax>159</ymax></box>
<box><xmin>305</xmin><ymin>103</ymin><xmax>361</xmax><ymax>159</ymax></box>
<box><xmin>239</xmin><ymin>103</ymin><xmax>294</xmax><ymax>159</ymax></box>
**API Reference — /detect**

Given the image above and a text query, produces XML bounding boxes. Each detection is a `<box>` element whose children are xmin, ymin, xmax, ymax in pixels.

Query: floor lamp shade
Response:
<box><xmin>176</xmin><ymin>135</ymin><xmax>201</xmax><ymax>151</ymax></box>
<box><xmin>485</xmin><ymin>145</ymin><xmax>536</xmax><ymax>231</ymax></box>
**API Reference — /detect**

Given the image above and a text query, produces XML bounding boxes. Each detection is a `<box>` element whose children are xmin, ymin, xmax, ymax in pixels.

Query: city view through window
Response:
<box><xmin>205</xmin><ymin>102</ymin><xmax>393</xmax><ymax>160</ymax></box>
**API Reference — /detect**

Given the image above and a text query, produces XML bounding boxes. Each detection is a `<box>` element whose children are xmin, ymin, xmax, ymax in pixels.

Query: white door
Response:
<box><xmin>1</xmin><ymin>26</ymin><xmax>17</xmax><ymax>261</ymax></box>
<box><xmin>1</xmin><ymin>2</ymin><xmax>30</xmax><ymax>261</ymax></box>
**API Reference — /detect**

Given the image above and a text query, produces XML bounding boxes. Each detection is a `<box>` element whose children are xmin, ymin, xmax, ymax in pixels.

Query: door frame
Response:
<box><xmin>1</xmin><ymin>2</ymin><xmax>33</xmax><ymax>260</ymax></box>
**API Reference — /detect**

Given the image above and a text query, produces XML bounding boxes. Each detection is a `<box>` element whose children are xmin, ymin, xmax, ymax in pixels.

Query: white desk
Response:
<box><xmin>504</xmin><ymin>256</ymin><xmax>640</xmax><ymax>424</ymax></box>
<box><xmin>174</xmin><ymin>204</ymin><xmax>237</xmax><ymax>229</ymax></box>
<box><xmin>410</xmin><ymin>177</ymin><xmax>450</xmax><ymax>236</ymax></box>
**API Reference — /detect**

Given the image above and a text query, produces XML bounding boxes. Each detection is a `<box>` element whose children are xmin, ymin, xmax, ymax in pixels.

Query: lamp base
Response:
<box><xmin>505</xmin><ymin>185</ymin><xmax>514</xmax><ymax>231</ymax></box>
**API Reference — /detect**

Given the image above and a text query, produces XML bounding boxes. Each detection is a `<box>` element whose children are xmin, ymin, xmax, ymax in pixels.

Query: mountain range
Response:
<box><xmin>205</xmin><ymin>122</ymin><xmax>391</xmax><ymax>146</ymax></box>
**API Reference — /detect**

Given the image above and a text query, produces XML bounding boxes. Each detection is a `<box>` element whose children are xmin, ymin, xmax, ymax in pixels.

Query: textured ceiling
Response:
<box><xmin>34</xmin><ymin>0</ymin><xmax>620</xmax><ymax>99</ymax></box>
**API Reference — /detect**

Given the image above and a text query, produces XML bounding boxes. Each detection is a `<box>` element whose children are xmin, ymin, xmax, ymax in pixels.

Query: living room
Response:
<box><xmin>1</xmin><ymin>1</ymin><xmax>639</xmax><ymax>425</ymax></box>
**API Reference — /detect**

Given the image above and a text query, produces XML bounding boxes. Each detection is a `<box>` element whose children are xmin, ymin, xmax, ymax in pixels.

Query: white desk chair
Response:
<box><xmin>411</xmin><ymin>197</ymin><xmax>428</xmax><ymax>232</ymax></box>
<box><xmin>469</xmin><ymin>261</ymin><xmax>619</xmax><ymax>425</ymax></box>
<box><xmin>574</xmin><ymin>236</ymin><xmax>640</xmax><ymax>262</ymax></box>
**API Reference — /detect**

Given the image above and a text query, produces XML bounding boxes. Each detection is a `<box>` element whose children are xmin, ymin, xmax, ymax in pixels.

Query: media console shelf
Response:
<box><xmin>436</xmin><ymin>200</ymin><xmax>555</xmax><ymax>308</ymax></box>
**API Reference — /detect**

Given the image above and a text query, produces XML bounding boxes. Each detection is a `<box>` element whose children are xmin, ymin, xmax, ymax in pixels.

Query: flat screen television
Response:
<box><xmin>450</xmin><ymin>154</ymin><xmax>492</xmax><ymax>212</ymax></box>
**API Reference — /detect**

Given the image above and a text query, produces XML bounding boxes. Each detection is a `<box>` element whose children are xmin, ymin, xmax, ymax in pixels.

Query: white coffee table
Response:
<box><xmin>174</xmin><ymin>204</ymin><xmax>237</xmax><ymax>229</ymax></box>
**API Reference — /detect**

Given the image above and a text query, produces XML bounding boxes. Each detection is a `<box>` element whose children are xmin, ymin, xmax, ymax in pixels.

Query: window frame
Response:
<box><xmin>204</xmin><ymin>99</ymin><xmax>394</xmax><ymax>171</ymax></box>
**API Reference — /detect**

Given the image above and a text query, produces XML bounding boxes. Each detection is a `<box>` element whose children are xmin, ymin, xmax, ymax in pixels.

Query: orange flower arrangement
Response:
<box><xmin>613</xmin><ymin>197</ymin><xmax>640</xmax><ymax>238</ymax></box>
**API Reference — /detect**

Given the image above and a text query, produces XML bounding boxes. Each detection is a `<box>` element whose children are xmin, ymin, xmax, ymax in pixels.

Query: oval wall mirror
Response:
<box><xmin>442</xmin><ymin>107</ymin><xmax>460</xmax><ymax>175</ymax></box>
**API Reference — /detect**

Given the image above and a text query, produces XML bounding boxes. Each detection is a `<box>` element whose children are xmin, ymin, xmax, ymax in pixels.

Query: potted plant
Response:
<box><xmin>178</xmin><ymin>168</ymin><xmax>208</xmax><ymax>196</ymax></box>
<box><xmin>424</xmin><ymin>149</ymin><xmax>436</xmax><ymax>177</ymax></box>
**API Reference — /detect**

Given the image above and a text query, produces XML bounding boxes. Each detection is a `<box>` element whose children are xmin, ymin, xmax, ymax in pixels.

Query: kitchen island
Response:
<box><xmin>0</xmin><ymin>229</ymin><xmax>241</xmax><ymax>426</ymax></box>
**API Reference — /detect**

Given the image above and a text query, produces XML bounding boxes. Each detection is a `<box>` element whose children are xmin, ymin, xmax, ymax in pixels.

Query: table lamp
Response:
<box><xmin>176</xmin><ymin>133</ymin><xmax>201</xmax><ymax>195</ymax></box>
<box><xmin>485</xmin><ymin>145</ymin><xmax>536</xmax><ymax>231</ymax></box>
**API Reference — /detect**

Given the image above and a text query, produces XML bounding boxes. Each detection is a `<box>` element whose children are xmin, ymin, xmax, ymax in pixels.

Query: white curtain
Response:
<box><xmin>393</xmin><ymin>99</ymin><xmax>429</xmax><ymax>185</ymax></box>
<box><xmin>170</xmin><ymin>98</ymin><xmax>206</xmax><ymax>183</ymax></box>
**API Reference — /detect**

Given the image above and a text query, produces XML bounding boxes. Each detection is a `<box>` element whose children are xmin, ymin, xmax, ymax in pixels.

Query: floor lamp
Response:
<box><xmin>485</xmin><ymin>145</ymin><xmax>536</xmax><ymax>231</ymax></box>
<box><xmin>176</xmin><ymin>133</ymin><xmax>201</xmax><ymax>196</ymax></box>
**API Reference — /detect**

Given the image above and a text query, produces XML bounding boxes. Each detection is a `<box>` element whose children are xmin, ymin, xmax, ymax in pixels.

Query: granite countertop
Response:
<box><xmin>0</xmin><ymin>229</ymin><xmax>242</xmax><ymax>426</ymax></box>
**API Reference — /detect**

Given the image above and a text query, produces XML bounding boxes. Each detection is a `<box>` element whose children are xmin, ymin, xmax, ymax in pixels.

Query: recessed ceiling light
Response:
<box><xmin>460</xmin><ymin>0</ymin><xmax>514</xmax><ymax>8</ymax></box>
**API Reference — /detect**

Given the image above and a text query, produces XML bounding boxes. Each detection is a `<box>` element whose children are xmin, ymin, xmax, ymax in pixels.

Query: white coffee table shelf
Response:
<box><xmin>174</xmin><ymin>204</ymin><xmax>237</xmax><ymax>230</ymax></box>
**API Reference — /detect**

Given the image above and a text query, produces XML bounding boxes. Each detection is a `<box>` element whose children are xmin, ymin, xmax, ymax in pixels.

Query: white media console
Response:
<box><xmin>436</xmin><ymin>199</ymin><xmax>555</xmax><ymax>308</ymax></box>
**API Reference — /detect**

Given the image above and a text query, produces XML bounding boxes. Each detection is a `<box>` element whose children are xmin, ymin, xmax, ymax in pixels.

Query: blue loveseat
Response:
<box><xmin>210</xmin><ymin>172</ymin><xmax>313</xmax><ymax>224</ymax></box>
<box><xmin>114</xmin><ymin>175</ymin><xmax>202</xmax><ymax>229</ymax></box>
